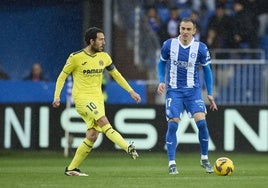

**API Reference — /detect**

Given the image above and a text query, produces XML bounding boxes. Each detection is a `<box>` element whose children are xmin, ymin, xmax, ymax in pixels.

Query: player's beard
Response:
<box><xmin>92</xmin><ymin>45</ymin><xmax>103</xmax><ymax>53</ymax></box>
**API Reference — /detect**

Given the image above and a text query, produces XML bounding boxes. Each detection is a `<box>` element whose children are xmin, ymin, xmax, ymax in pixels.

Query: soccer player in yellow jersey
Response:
<box><xmin>52</xmin><ymin>27</ymin><xmax>141</xmax><ymax>176</ymax></box>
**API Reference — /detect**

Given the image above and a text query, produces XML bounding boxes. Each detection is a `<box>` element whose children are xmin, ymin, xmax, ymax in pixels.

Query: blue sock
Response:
<box><xmin>196</xmin><ymin>119</ymin><xmax>209</xmax><ymax>155</ymax></box>
<box><xmin>166</xmin><ymin>121</ymin><xmax>178</xmax><ymax>161</ymax></box>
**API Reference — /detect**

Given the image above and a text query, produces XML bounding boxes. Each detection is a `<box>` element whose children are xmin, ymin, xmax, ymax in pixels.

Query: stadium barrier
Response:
<box><xmin>1</xmin><ymin>103</ymin><xmax>267</xmax><ymax>153</ymax></box>
<box><xmin>0</xmin><ymin>80</ymin><xmax>146</xmax><ymax>104</ymax></box>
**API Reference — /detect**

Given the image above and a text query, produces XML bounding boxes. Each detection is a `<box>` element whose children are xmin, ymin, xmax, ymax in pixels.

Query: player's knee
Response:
<box><xmin>86</xmin><ymin>129</ymin><xmax>99</xmax><ymax>142</ymax></box>
<box><xmin>96</xmin><ymin>116</ymin><xmax>110</xmax><ymax>126</ymax></box>
<box><xmin>193</xmin><ymin>112</ymin><xmax>206</xmax><ymax>122</ymax></box>
<box><xmin>88</xmin><ymin>135</ymin><xmax>98</xmax><ymax>142</ymax></box>
<box><xmin>168</xmin><ymin>118</ymin><xmax>179</xmax><ymax>123</ymax></box>
<box><xmin>167</xmin><ymin>121</ymin><xmax>178</xmax><ymax>133</ymax></box>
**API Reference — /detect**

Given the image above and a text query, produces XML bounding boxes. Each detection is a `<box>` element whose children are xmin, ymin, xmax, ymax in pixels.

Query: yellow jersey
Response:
<box><xmin>54</xmin><ymin>50</ymin><xmax>112</xmax><ymax>101</ymax></box>
<box><xmin>54</xmin><ymin>49</ymin><xmax>133</xmax><ymax>103</ymax></box>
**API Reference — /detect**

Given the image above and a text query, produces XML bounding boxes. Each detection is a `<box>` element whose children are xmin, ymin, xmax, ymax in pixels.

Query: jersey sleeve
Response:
<box><xmin>203</xmin><ymin>65</ymin><xmax>213</xmax><ymax>95</ymax></box>
<box><xmin>108</xmin><ymin>66</ymin><xmax>133</xmax><ymax>92</ymax></box>
<box><xmin>199</xmin><ymin>42</ymin><xmax>211</xmax><ymax>66</ymax></box>
<box><xmin>157</xmin><ymin>59</ymin><xmax>166</xmax><ymax>83</ymax></box>
<box><xmin>103</xmin><ymin>52</ymin><xmax>132</xmax><ymax>92</ymax></box>
<box><xmin>53</xmin><ymin>54</ymin><xmax>76</xmax><ymax>99</ymax></box>
<box><xmin>103</xmin><ymin>52</ymin><xmax>113</xmax><ymax>67</ymax></box>
<box><xmin>160</xmin><ymin>39</ymin><xmax>171</xmax><ymax>61</ymax></box>
<box><xmin>200</xmin><ymin>43</ymin><xmax>213</xmax><ymax>95</ymax></box>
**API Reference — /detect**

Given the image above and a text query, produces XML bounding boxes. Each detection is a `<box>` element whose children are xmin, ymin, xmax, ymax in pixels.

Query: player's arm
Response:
<box><xmin>200</xmin><ymin>43</ymin><xmax>217</xmax><ymax>111</ymax></box>
<box><xmin>157</xmin><ymin>39</ymin><xmax>170</xmax><ymax>95</ymax></box>
<box><xmin>52</xmin><ymin>70</ymin><xmax>69</xmax><ymax>108</ymax></box>
<box><xmin>106</xmin><ymin>64</ymin><xmax>141</xmax><ymax>103</ymax></box>
<box><xmin>203</xmin><ymin>64</ymin><xmax>217</xmax><ymax>111</ymax></box>
<box><xmin>157</xmin><ymin>59</ymin><xmax>166</xmax><ymax>95</ymax></box>
<box><xmin>52</xmin><ymin>56</ymin><xmax>74</xmax><ymax>108</ymax></box>
<box><xmin>203</xmin><ymin>65</ymin><xmax>213</xmax><ymax>96</ymax></box>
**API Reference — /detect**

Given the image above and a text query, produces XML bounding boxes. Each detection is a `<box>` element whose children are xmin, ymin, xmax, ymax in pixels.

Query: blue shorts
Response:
<box><xmin>165</xmin><ymin>87</ymin><xmax>207</xmax><ymax>120</ymax></box>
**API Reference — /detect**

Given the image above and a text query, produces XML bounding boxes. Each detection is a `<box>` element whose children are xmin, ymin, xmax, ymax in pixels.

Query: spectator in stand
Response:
<box><xmin>24</xmin><ymin>63</ymin><xmax>47</xmax><ymax>81</ymax></box>
<box><xmin>168</xmin><ymin>0</ymin><xmax>191</xmax><ymax>9</ymax></box>
<box><xmin>0</xmin><ymin>64</ymin><xmax>9</xmax><ymax>80</ymax></box>
<box><xmin>232</xmin><ymin>0</ymin><xmax>259</xmax><ymax>58</ymax></box>
<box><xmin>189</xmin><ymin>10</ymin><xmax>201</xmax><ymax>40</ymax></box>
<box><xmin>205</xmin><ymin>3</ymin><xmax>235</xmax><ymax>58</ymax></box>
<box><xmin>246</xmin><ymin>0</ymin><xmax>268</xmax><ymax>38</ymax></box>
<box><xmin>166</xmin><ymin>8</ymin><xmax>180</xmax><ymax>38</ymax></box>
<box><xmin>192</xmin><ymin>0</ymin><xmax>215</xmax><ymax>13</ymax></box>
<box><xmin>144</xmin><ymin>7</ymin><xmax>162</xmax><ymax>39</ymax></box>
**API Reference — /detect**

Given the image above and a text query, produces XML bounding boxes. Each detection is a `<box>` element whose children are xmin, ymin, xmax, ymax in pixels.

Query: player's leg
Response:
<box><xmin>194</xmin><ymin>114</ymin><xmax>209</xmax><ymax>159</ymax></box>
<box><xmin>186</xmin><ymin>88</ymin><xmax>210</xmax><ymax>158</ymax></box>
<box><xmin>186</xmin><ymin>88</ymin><xmax>213</xmax><ymax>173</ymax></box>
<box><xmin>191</xmin><ymin>107</ymin><xmax>213</xmax><ymax>173</ymax></box>
<box><xmin>166</xmin><ymin>119</ymin><xmax>179</xmax><ymax>174</ymax></box>
<box><xmin>97</xmin><ymin>116</ymin><xmax>139</xmax><ymax>159</ymax></box>
<box><xmin>64</xmin><ymin>101</ymin><xmax>98</xmax><ymax>176</ymax></box>
<box><xmin>194</xmin><ymin>115</ymin><xmax>213</xmax><ymax>173</ymax></box>
<box><xmin>66</xmin><ymin>129</ymin><xmax>97</xmax><ymax>174</ymax></box>
<box><xmin>165</xmin><ymin>90</ymin><xmax>182</xmax><ymax>174</ymax></box>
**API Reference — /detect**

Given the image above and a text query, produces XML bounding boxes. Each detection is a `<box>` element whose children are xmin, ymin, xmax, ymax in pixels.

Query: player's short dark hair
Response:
<box><xmin>180</xmin><ymin>17</ymin><xmax>197</xmax><ymax>28</ymax></box>
<box><xmin>84</xmin><ymin>27</ymin><xmax>104</xmax><ymax>45</ymax></box>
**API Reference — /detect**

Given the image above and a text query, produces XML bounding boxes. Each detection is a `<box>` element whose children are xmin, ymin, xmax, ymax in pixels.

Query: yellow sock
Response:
<box><xmin>102</xmin><ymin>124</ymin><xmax>128</xmax><ymax>152</ymax></box>
<box><xmin>68</xmin><ymin>138</ymin><xmax>94</xmax><ymax>170</ymax></box>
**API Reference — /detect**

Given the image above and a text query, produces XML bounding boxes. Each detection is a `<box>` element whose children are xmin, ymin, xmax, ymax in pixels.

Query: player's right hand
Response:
<box><xmin>157</xmin><ymin>83</ymin><xmax>166</xmax><ymax>95</ymax></box>
<box><xmin>52</xmin><ymin>98</ymin><xmax>60</xmax><ymax>108</ymax></box>
<box><xmin>129</xmin><ymin>90</ymin><xmax>141</xmax><ymax>104</ymax></box>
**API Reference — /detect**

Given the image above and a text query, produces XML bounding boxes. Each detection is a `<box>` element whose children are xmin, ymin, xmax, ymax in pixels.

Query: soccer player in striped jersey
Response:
<box><xmin>157</xmin><ymin>18</ymin><xmax>218</xmax><ymax>174</ymax></box>
<box><xmin>52</xmin><ymin>27</ymin><xmax>141</xmax><ymax>176</ymax></box>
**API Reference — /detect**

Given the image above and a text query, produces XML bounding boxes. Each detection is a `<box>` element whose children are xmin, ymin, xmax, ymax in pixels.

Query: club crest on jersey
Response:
<box><xmin>99</xmin><ymin>60</ymin><xmax>104</xmax><ymax>66</ymax></box>
<box><xmin>172</xmin><ymin>60</ymin><xmax>179</xmax><ymax>65</ymax></box>
<box><xmin>190</xmin><ymin>52</ymin><xmax>197</xmax><ymax>58</ymax></box>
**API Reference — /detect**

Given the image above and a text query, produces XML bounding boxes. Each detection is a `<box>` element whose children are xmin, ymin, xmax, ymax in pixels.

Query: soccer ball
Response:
<box><xmin>213</xmin><ymin>157</ymin><xmax>234</xmax><ymax>176</ymax></box>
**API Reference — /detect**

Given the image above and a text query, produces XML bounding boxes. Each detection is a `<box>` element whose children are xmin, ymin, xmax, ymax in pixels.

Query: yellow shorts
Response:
<box><xmin>75</xmin><ymin>98</ymin><xmax>105</xmax><ymax>132</ymax></box>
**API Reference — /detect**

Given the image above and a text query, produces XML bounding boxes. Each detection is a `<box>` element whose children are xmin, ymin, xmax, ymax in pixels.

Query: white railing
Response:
<box><xmin>210</xmin><ymin>48</ymin><xmax>266</xmax><ymax>62</ymax></box>
<box><xmin>209</xmin><ymin>48</ymin><xmax>267</xmax><ymax>105</ymax></box>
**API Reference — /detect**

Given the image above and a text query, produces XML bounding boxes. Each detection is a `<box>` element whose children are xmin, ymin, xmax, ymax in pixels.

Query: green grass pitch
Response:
<box><xmin>0</xmin><ymin>150</ymin><xmax>267</xmax><ymax>188</ymax></box>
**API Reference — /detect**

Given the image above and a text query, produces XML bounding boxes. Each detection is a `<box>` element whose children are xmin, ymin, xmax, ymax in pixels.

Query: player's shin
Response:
<box><xmin>166</xmin><ymin>121</ymin><xmax>178</xmax><ymax>161</ymax></box>
<box><xmin>68</xmin><ymin>138</ymin><xmax>94</xmax><ymax>170</ymax></box>
<box><xmin>102</xmin><ymin>124</ymin><xmax>128</xmax><ymax>152</ymax></box>
<box><xmin>196</xmin><ymin>119</ymin><xmax>209</xmax><ymax>157</ymax></box>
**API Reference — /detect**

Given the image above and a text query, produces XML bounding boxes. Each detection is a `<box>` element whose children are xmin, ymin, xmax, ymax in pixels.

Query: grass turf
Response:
<box><xmin>0</xmin><ymin>150</ymin><xmax>267</xmax><ymax>188</ymax></box>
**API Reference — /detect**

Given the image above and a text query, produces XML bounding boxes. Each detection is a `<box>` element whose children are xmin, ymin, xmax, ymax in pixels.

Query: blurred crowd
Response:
<box><xmin>143</xmin><ymin>0</ymin><xmax>268</xmax><ymax>56</ymax></box>
<box><xmin>1</xmin><ymin>0</ymin><xmax>268</xmax><ymax>81</ymax></box>
<box><xmin>0</xmin><ymin>62</ymin><xmax>47</xmax><ymax>81</ymax></box>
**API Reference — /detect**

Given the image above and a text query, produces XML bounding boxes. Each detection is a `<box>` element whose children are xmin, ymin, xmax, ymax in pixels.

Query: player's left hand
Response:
<box><xmin>52</xmin><ymin>98</ymin><xmax>60</xmax><ymax>108</ymax></box>
<box><xmin>129</xmin><ymin>90</ymin><xmax>141</xmax><ymax>104</ymax></box>
<box><xmin>207</xmin><ymin>95</ymin><xmax>218</xmax><ymax>111</ymax></box>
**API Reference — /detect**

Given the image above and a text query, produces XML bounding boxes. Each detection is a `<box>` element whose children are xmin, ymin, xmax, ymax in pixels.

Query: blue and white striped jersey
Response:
<box><xmin>160</xmin><ymin>37</ymin><xmax>211</xmax><ymax>90</ymax></box>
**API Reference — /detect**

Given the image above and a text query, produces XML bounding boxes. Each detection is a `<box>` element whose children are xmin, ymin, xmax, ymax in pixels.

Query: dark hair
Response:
<box><xmin>84</xmin><ymin>27</ymin><xmax>104</xmax><ymax>45</ymax></box>
<box><xmin>180</xmin><ymin>17</ymin><xmax>196</xmax><ymax>28</ymax></box>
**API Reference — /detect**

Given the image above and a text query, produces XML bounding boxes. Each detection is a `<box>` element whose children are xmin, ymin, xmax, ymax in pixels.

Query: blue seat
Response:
<box><xmin>157</xmin><ymin>8</ymin><xmax>170</xmax><ymax>24</ymax></box>
<box><xmin>179</xmin><ymin>8</ymin><xmax>191</xmax><ymax>19</ymax></box>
